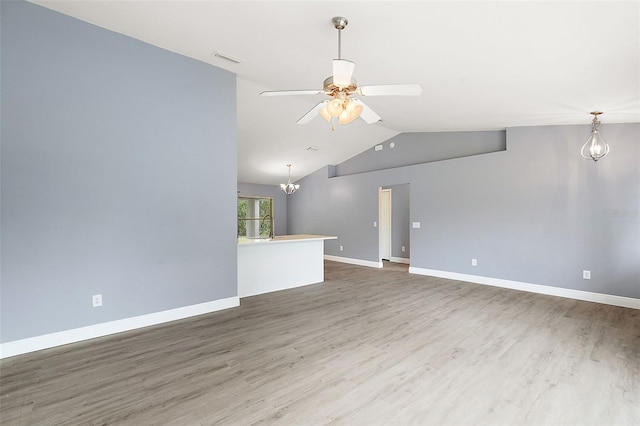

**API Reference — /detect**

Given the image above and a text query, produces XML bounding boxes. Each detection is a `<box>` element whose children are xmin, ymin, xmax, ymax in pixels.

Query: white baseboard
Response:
<box><xmin>390</xmin><ymin>257</ymin><xmax>410</xmax><ymax>264</ymax></box>
<box><xmin>409</xmin><ymin>267</ymin><xmax>640</xmax><ymax>310</ymax></box>
<box><xmin>0</xmin><ymin>297</ymin><xmax>240</xmax><ymax>359</ymax></box>
<box><xmin>324</xmin><ymin>255</ymin><xmax>382</xmax><ymax>268</ymax></box>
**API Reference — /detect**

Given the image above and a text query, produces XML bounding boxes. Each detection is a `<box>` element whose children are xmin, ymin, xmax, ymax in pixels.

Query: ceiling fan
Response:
<box><xmin>260</xmin><ymin>16</ymin><xmax>423</xmax><ymax>128</ymax></box>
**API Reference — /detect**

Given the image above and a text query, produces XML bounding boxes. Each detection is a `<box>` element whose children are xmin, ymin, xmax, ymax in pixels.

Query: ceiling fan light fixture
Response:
<box><xmin>338</xmin><ymin>99</ymin><xmax>362</xmax><ymax>124</ymax></box>
<box><xmin>319</xmin><ymin>102</ymin><xmax>332</xmax><ymax>122</ymax></box>
<box><xmin>338</xmin><ymin>109</ymin><xmax>355</xmax><ymax>125</ymax></box>
<box><xmin>346</xmin><ymin>98</ymin><xmax>362</xmax><ymax>113</ymax></box>
<box><xmin>326</xmin><ymin>98</ymin><xmax>344</xmax><ymax>117</ymax></box>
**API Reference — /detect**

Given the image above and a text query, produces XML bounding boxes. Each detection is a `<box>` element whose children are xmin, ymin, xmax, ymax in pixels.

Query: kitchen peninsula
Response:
<box><xmin>237</xmin><ymin>235</ymin><xmax>337</xmax><ymax>298</ymax></box>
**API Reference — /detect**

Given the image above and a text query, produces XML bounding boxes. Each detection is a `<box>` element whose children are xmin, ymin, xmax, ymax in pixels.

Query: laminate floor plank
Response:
<box><xmin>1</xmin><ymin>261</ymin><xmax>638</xmax><ymax>425</ymax></box>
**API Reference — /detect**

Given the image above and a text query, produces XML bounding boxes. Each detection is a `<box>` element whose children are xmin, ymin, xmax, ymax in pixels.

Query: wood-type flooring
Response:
<box><xmin>1</xmin><ymin>260</ymin><xmax>638</xmax><ymax>425</ymax></box>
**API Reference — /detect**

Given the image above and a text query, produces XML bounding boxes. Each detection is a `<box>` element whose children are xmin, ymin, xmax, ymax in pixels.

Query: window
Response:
<box><xmin>237</xmin><ymin>196</ymin><xmax>274</xmax><ymax>239</ymax></box>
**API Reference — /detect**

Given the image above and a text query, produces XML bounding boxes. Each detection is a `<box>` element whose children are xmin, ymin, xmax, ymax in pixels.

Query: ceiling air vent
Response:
<box><xmin>212</xmin><ymin>51</ymin><xmax>243</xmax><ymax>64</ymax></box>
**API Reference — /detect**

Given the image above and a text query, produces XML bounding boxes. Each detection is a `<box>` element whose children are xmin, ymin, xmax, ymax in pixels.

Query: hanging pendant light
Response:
<box><xmin>280</xmin><ymin>164</ymin><xmax>300</xmax><ymax>195</ymax></box>
<box><xmin>581</xmin><ymin>111</ymin><xmax>610</xmax><ymax>162</ymax></box>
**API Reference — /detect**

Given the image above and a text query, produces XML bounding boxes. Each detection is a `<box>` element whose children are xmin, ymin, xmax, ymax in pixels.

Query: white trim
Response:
<box><xmin>390</xmin><ymin>257</ymin><xmax>411</xmax><ymax>264</ymax></box>
<box><xmin>0</xmin><ymin>297</ymin><xmax>240</xmax><ymax>359</ymax></box>
<box><xmin>324</xmin><ymin>255</ymin><xmax>382</xmax><ymax>268</ymax></box>
<box><xmin>409</xmin><ymin>267</ymin><xmax>640</xmax><ymax>310</ymax></box>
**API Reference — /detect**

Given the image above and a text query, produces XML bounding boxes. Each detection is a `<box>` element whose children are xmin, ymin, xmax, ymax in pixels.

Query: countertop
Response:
<box><xmin>237</xmin><ymin>234</ymin><xmax>337</xmax><ymax>245</ymax></box>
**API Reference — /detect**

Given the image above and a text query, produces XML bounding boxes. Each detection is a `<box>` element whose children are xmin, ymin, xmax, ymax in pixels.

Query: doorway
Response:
<box><xmin>379</xmin><ymin>188</ymin><xmax>392</xmax><ymax>262</ymax></box>
<box><xmin>379</xmin><ymin>184</ymin><xmax>411</xmax><ymax>268</ymax></box>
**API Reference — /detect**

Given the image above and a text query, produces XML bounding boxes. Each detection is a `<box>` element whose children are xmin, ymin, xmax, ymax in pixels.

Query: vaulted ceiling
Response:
<box><xmin>31</xmin><ymin>1</ymin><xmax>640</xmax><ymax>184</ymax></box>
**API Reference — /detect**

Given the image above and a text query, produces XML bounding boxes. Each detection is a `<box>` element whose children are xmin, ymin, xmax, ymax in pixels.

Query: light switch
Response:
<box><xmin>374</xmin><ymin>221</ymin><xmax>377</xmax><ymax>227</ymax></box>
<box><xmin>412</xmin><ymin>222</ymin><xmax>421</xmax><ymax>228</ymax></box>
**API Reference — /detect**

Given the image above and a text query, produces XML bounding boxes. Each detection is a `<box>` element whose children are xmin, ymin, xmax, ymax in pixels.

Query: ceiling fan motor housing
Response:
<box><xmin>323</xmin><ymin>76</ymin><xmax>357</xmax><ymax>95</ymax></box>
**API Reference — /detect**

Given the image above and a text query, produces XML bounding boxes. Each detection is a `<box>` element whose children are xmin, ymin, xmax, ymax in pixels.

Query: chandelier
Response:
<box><xmin>581</xmin><ymin>111</ymin><xmax>610</xmax><ymax>162</ymax></box>
<box><xmin>280</xmin><ymin>164</ymin><xmax>300</xmax><ymax>195</ymax></box>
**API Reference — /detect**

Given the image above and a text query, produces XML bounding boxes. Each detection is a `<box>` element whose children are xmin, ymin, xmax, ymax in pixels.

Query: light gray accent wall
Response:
<box><xmin>237</xmin><ymin>183</ymin><xmax>287</xmax><ymax>236</ymax></box>
<box><xmin>1</xmin><ymin>1</ymin><xmax>238</xmax><ymax>342</ymax></box>
<box><xmin>288</xmin><ymin>124</ymin><xmax>640</xmax><ymax>299</ymax></box>
<box><xmin>384</xmin><ymin>184</ymin><xmax>410</xmax><ymax>259</ymax></box>
<box><xmin>289</xmin><ymin>167</ymin><xmax>393</xmax><ymax>262</ymax></box>
<box><xmin>335</xmin><ymin>130</ymin><xmax>506</xmax><ymax>176</ymax></box>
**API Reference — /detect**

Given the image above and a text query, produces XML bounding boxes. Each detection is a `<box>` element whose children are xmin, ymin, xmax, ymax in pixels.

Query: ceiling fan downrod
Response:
<box><xmin>332</xmin><ymin>16</ymin><xmax>348</xmax><ymax>59</ymax></box>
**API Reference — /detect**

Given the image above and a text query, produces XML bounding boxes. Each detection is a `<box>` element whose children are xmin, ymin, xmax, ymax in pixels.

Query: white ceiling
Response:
<box><xmin>32</xmin><ymin>1</ymin><xmax>640</xmax><ymax>184</ymax></box>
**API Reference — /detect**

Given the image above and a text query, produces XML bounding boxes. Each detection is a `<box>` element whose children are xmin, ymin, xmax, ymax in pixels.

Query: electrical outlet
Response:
<box><xmin>402</xmin><ymin>246</ymin><xmax>406</xmax><ymax>252</ymax></box>
<box><xmin>583</xmin><ymin>270</ymin><xmax>591</xmax><ymax>280</ymax></box>
<box><xmin>339</xmin><ymin>245</ymin><xmax>343</xmax><ymax>251</ymax></box>
<box><xmin>472</xmin><ymin>258</ymin><xmax>477</xmax><ymax>266</ymax></box>
<box><xmin>92</xmin><ymin>294</ymin><xmax>103</xmax><ymax>307</ymax></box>
<box><xmin>374</xmin><ymin>221</ymin><xmax>377</xmax><ymax>227</ymax></box>
<box><xmin>412</xmin><ymin>222</ymin><xmax>421</xmax><ymax>229</ymax></box>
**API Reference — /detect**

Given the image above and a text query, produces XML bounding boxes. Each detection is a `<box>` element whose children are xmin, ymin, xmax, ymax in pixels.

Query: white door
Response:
<box><xmin>379</xmin><ymin>188</ymin><xmax>392</xmax><ymax>261</ymax></box>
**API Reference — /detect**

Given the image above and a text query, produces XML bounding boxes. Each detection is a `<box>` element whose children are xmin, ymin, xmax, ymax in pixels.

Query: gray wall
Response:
<box><xmin>289</xmin><ymin>124</ymin><xmax>640</xmax><ymax>299</ymax></box>
<box><xmin>289</xmin><ymin>167</ymin><xmax>379</xmax><ymax>260</ymax></box>
<box><xmin>237</xmin><ymin>183</ymin><xmax>288</xmax><ymax>236</ymax></box>
<box><xmin>384</xmin><ymin>184</ymin><xmax>410</xmax><ymax>259</ymax></box>
<box><xmin>1</xmin><ymin>1</ymin><xmax>238</xmax><ymax>342</ymax></box>
<box><xmin>336</xmin><ymin>130</ymin><xmax>506</xmax><ymax>176</ymax></box>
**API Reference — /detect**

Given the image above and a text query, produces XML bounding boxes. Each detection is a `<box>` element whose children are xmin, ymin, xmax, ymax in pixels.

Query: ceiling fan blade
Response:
<box><xmin>333</xmin><ymin>59</ymin><xmax>355</xmax><ymax>87</ymax></box>
<box><xmin>261</xmin><ymin>89</ymin><xmax>323</xmax><ymax>96</ymax></box>
<box><xmin>296</xmin><ymin>102</ymin><xmax>326</xmax><ymax>124</ymax></box>
<box><xmin>357</xmin><ymin>84</ymin><xmax>423</xmax><ymax>96</ymax></box>
<box><xmin>351</xmin><ymin>98</ymin><xmax>381</xmax><ymax>124</ymax></box>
